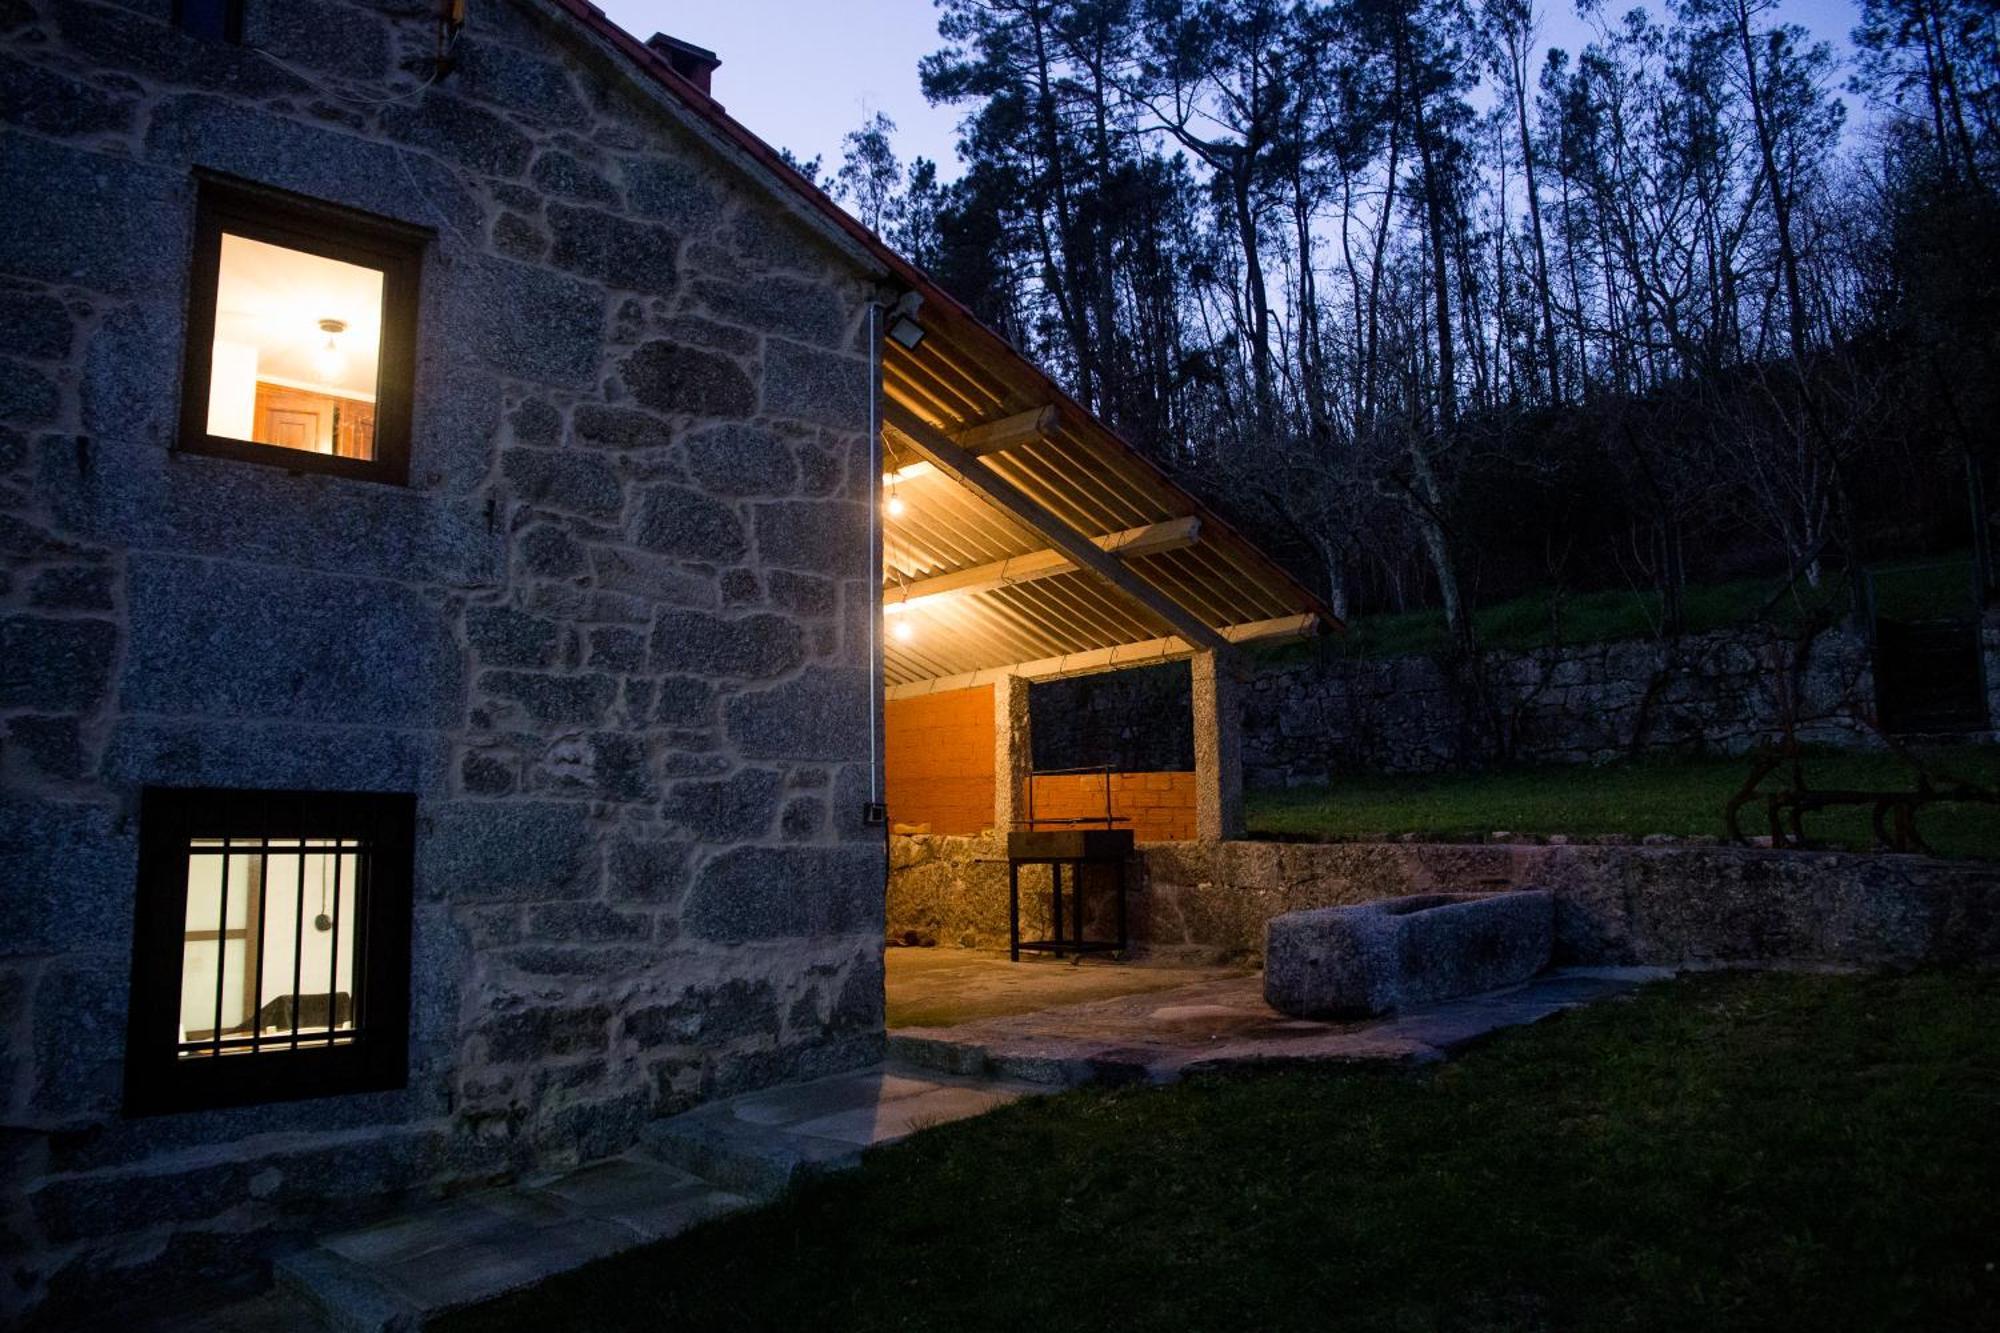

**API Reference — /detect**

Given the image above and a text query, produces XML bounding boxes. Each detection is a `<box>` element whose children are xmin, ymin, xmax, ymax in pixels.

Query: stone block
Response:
<box><xmin>0</xmin><ymin>615</ymin><xmax>116</xmax><ymax>711</ymax></box>
<box><xmin>725</xmin><ymin>667</ymin><xmax>870</xmax><ymax>760</ymax></box>
<box><xmin>621</xmin><ymin>158</ymin><xmax>721</xmax><ymax>231</ymax></box>
<box><xmin>502</xmin><ymin>446</ymin><xmax>624</xmax><ymax>519</ymax></box>
<box><xmin>0</xmin><ymin>291</ymin><xmax>74</xmax><ymax>362</ymax></box>
<box><xmin>648</xmin><ymin>609</ymin><xmax>802</xmax><ymax>680</ymax></box>
<box><xmin>520</xmin><ymin>524</ymin><xmax>588</xmax><ymax>578</ymax></box>
<box><xmin>621</xmin><ymin>341</ymin><xmax>756</xmax><ymax>418</ymax></box>
<box><xmin>145</xmin><ymin>93</ymin><xmax>480</xmax><ymax>237</ymax></box>
<box><xmin>381</xmin><ymin>91</ymin><xmax>533</xmax><ymax>179</ymax></box>
<box><xmin>548</xmin><ymin>203</ymin><xmax>679</xmax><ymax>297</ymax></box>
<box><xmin>690</xmin><ymin>276</ymin><xmax>849</xmax><ymax>348</ymax></box>
<box><xmin>0</xmin><ymin>358</ymin><xmax>55</xmax><ymax>426</ymax></box>
<box><xmin>761</xmin><ymin>339</ymin><xmax>866</xmax><ymax>428</ymax></box>
<box><xmin>463</xmin><ymin>255</ymin><xmax>606</xmax><ymax>387</ymax></box>
<box><xmin>623</xmin><ymin>978</ymin><xmax>781</xmax><ymax>1049</ymax></box>
<box><xmin>240</xmin><ymin>0</ymin><xmax>389</xmax><ymax>80</ymax></box>
<box><xmin>0</xmin><ymin>52</ymin><xmax>136</xmax><ymax>136</ymax></box>
<box><xmin>607</xmin><ymin>836</ymin><xmax>692</xmax><ymax>904</ymax></box>
<box><xmin>467</xmin><ymin>605</ymin><xmax>560</xmax><ymax>668</ymax></box>
<box><xmin>479</xmin><ymin>670</ymin><xmax>616</xmax><ymax>725</ymax></box>
<box><xmin>661</xmin><ymin>768</ymin><xmax>781</xmax><ymax>841</ymax></box>
<box><xmin>1265</xmin><ymin>890</ymin><xmax>1555</xmax><ymax>1018</ymax></box>
<box><xmin>527</xmin><ymin>902</ymin><xmax>652</xmax><ymax>943</ymax></box>
<box><xmin>683</xmin><ymin>845</ymin><xmax>882</xmax><ymax>944</ymax></box>
<box><xmin>103</xmin><ymin>718</ymin><xmax>449</xmax><ymax>794</ymax></box>
<box><xmin>0</xmin><ymin>799</ymin><xmax>133</xmax><ymax>957</ymax></box>
<box><xmin>631</xmin><ymin>484</ymin><xmax>748</xmax><ymax>562</ymax></box>
<box><xmin>454</xmin><ymin>38</ymin><xmax>589</xmax><ymax>127</ymax></box>
<box><xmin>751</xmin><ymin>500</ymin><xmax>869</xmax><ymax>576</ymax></box>
<box><xmin>685</xmin><ymin>423</ymin><xmax>796</xmax><ymax>496</ymax></box>
<box><xmin>531</xmin><ymin>148</ymin><xmax>619</xmax><ymax>205</ymax></box>
<box><xmin>122</xmin><ymin>555</ymin><xmax>461</xmax><ymax>727</ymax></box>
<box><xmin>417</xmin><ymin>801</ymin><xmax>592</xmax><ymax>902</ymax></box>
<box><xmin>572</xmin><ymin>403</ymin><xmax>670</xmax><ymax>451</ymax></box>
<box><xmin>58</xmin><ymin>0</ymin><xmax>308</xmax><ymax>98</ymax></box>
<box><xmin>482</xmin><ymin>1004</ymin><xmax>611</xmax><ymax>1063</ymax></box>
<box><xmin>654</xmin><ymin>675</ymin><xmax>716</xmax><ymax>726</ymax></box>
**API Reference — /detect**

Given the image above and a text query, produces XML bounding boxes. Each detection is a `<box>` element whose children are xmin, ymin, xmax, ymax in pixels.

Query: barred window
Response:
<box><xmin>126</xmin><ymin>789</ymin><xmax>415</xmax><ymax>1115</ymax></box>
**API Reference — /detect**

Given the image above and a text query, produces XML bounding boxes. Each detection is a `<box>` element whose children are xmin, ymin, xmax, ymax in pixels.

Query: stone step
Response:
<box><xmin>639</xmin><ymin>1064</ymin><xmax>1047</xmax><ymax>1201</ymax></box>
<box><xmin>272</xmin><ymin>1156</ymin><xmax>749</xmax><ymax>1332</ymax></box>
<box><xmin>886</xmin><ymin>1030</ymin><xmax>1146</xmax><ymax>1087</ymax></box>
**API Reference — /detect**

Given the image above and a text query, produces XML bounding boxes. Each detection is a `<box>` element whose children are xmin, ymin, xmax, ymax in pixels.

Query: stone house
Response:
<box><xmin>0</xmin><ymin>0</ymin><xmax>1327</xmax><ymax>1321</ymax></box>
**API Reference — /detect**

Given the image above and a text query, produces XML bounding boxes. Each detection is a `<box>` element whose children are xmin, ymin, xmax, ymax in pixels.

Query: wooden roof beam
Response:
<box><xmin>884</xmin><ymin>516</ymin><xmax>1200</xmax><ymax>611</ymax></box>
<box><xmin>956</xmin><ymin>404</ymin><xmax>1059</xmax><ymax>456</ymax></box>
<box><xmin>882</xmin><ymin>614</ymin><xmax>1320</xmax><ymax>698</ymax></box>
<box><xmin>884</xmin><ymin>400</ymin><xmax>1237</xmax><ymax>661</ymax></box>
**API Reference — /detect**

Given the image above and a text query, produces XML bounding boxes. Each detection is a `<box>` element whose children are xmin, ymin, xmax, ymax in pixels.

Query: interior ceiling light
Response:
<box><xmin>314</xmin><ymin>317</ymin><xmax>348</xmax><ymax>382</ymax></box>
<box><xmin>890</xmin><ymin>616</ymin><xmax>915</xmax><ymax>642</ymax></box>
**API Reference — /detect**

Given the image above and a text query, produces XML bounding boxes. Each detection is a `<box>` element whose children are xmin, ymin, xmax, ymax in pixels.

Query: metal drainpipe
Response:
<box><xmin>866</xmin><ymin>300</ymin><xmax>886</xmax><ymax>826</ymax></box>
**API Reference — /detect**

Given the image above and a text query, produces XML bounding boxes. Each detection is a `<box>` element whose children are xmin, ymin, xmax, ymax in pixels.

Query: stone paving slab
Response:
<box><xmin>642</xmin><ymin>1065</ymin><xmax>1049</xmax><ymax>1199</ymax></box>
<box><xmin>274</xmin><ymin>1156</ymin><xmax>749</xmax><ymax>1332</ymax></box>
<box><xmin>890</xmin><ymin>966</ymin><xmax>1676</xmax><ymax>1086</ymax></box>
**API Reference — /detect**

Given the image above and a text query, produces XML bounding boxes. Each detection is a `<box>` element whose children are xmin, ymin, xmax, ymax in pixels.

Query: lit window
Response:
<box><xmin>127</xmin><ymin>789</ymin><xmax>416</xmax><ymax>1114</ymax></box>
<box><xmin>179</xmin><ymin>176</ymin><xmax>426</xmax><ymax>485</ymax></box>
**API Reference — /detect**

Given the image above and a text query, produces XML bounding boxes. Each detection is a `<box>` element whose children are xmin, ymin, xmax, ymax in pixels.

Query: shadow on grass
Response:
<box><xmin>443</xmin><ymin>969</ymin><xmax>2000</xmax><ymax>1332</ymax></box>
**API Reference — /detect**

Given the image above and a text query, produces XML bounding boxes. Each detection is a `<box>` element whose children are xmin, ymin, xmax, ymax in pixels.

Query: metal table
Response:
<box><xmin>1006</xmin><ymin>827</ymin><xmax>1135</xmax><ymax>961</ymax></box>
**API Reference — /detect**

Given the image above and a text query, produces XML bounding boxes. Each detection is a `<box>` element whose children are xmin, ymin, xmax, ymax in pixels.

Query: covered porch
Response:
<box><xmin>873</xmin><ymin>286</ymin><xmax>1334</xmax><ymax>960</ymax></box>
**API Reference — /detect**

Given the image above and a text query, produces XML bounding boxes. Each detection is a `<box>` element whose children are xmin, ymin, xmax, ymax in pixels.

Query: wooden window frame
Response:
<box><xmin>177</xmin><ymin>173</ymin><xmax>428</xmax><ymax>487</ymax></box>
<box><xmin>124</xmin><ymin>788</ymin><xmax>417</xmax><ymax>1116</ymax></box>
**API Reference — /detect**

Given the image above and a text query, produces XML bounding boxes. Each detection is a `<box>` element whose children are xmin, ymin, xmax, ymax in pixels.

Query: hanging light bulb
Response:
<box><xmin>314</xmin><ymin>318</ymin><xmax>347</xmax><ymax>384</ymax></box>
<box><xmin>890</xmin><ymin>617</ymin><xmax>915</xmax><ymax>643</ymax></box>
<box><xmin>885</xmin><ymin>492</ymin><xmax>907</xmax><ymax>519</ymax></box>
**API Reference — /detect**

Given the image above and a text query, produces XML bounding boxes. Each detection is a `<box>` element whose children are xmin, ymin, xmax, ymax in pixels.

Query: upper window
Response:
<box><xmin>125</xmin><ymin>788</ymin><xmax>416</xmax><ymax>1115</ymax></box>
<box><xmin>178</xmin><ymin>175</ymin><xmax>427</xmax><ymax>485</ymax></box>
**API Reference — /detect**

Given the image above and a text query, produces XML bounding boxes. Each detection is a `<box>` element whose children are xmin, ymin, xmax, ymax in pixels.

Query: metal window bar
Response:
<box><xmin>209</xmin><ymin>844</ymin><xmax>230</xmax><ymax>1059</ymax></box>
<box><xmin>177</xmin><ymin>829</ymin><xmax>366</xmax><ymax>1060</ymax></box>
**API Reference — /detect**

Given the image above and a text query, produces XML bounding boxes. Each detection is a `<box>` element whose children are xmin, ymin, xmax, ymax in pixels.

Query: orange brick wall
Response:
<box><xmin>884</xmin><ymin>686</ymin><xmax>995</xmax><ymax>835</ymax></box>
<box><xmin>1026</xmin><ymin>771</ymin><xmax>1197</xmax><ymax>842</ymax></box>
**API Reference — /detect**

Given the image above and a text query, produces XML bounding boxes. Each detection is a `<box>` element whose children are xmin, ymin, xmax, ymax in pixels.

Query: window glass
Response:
<box><xmin>206</xmin><ymin>233</ymin><xmax>385</xmax><ymax>461</ymax></box>
<box><xmin>175</xmin><ymin>836</ymin><xmax>361</xmax><ymax>1058</ymax></box>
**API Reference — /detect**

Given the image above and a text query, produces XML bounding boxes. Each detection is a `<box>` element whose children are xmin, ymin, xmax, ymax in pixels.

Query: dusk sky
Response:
<box><xmin>600</xmin><ymin>0</ymin><xmax>1867</xmax><ymax>188</ymax></box>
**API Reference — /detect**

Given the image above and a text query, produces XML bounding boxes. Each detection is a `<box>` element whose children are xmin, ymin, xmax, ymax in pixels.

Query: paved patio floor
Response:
<box><xmin>884</xmin><ymin>946</ymin><xmax>1248</xmax><ymax>1028</ymax></box>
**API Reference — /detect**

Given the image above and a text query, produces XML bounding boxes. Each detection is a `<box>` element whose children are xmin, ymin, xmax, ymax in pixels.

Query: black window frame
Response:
<box><xmin>177</xmin><ymin>172</ymin><xmax>429</xmax><ymax>488</ymax></box>
<box><xmin>124</xmin><ymin>787</ymin><xmax>417</xmax><ymax>1117</ymax></box>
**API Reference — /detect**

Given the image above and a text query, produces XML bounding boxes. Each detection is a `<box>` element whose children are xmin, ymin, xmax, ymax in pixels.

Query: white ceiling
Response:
<box><xmin>214</xmin><ymin>233</ymin><xmax>384</xmax><ymax>398</ymax></box>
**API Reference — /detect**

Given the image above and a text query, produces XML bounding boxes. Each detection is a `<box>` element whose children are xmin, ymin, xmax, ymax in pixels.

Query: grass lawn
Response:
<box><xmin>444</xmin><ymin>969</ymin><xmax>2000</xmax><ymax>1332</ymax></box>
<box><xmin>1261</xmin><ymin>554</ymin><xmax>1971</xmax><ymax>662</ymax></box>
<box><xmin>1246</xmin><ymin>746</ymin><xmax>2000</xmax><ymax>859</ymax></box>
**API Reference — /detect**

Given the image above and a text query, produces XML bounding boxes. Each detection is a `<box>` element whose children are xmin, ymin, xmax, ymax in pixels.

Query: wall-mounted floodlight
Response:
<box><xmin>885</xmin><ymin>289</ymin><xmax>925</xmax><ymax>351</ymax></box>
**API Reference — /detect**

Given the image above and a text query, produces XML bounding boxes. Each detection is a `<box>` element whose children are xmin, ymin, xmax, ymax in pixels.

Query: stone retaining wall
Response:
<box><xmin>887</xmin><ymin>838</ymin><xmax>2000</xmax><ymax>969</ymax></box>
<box><xmin>1244</xmin><ymin>624</ymin><xmax>1882</xmax><ymax>781</ymax></box>
<box><xmin>1033</xmin><ymin>625</ymin><xmax>1888</xmax><ymax>783</ymax></box>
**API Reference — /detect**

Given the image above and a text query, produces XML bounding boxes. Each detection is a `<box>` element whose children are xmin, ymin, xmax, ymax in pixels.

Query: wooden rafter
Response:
<box><xmin>882</xmin><ymin>614</ymin><xmax>1320</xmax><ymax>699</ymax></box>
<box><xmin>956</xmin><ymin>405</ymin><xmax>1058</xmax><ymax>456</ymax></box>
<box><xmin>884</xmin><ymin>516</ymin><xmax>1200</xmax><ymax>610</ymax></box>
<box><xmin>884</xmin><ymin>401</ymin><xmax>1238</xmax><ymax>660</ymax></box>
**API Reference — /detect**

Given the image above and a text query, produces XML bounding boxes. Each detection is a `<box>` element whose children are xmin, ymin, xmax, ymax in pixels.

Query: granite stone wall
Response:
<box><xmin>0</xmin><ymin>1</ymin><xmax>886</xmax><ymax>1320</ymax></box>
<box><xmin>1029</xmin><ymin>627</ymin><xmax>1886</xmax><ymax>788</ymax></box>
<box><xmin>1136</xmin><ymin>840</ymin><xmax>2000</xmax><ymax>967</ymax></box>
<box><xmin>1236</xmin><ymin>624</ymin><xmax>1879</xmax><ymax>781</ymax></box>
<box><xmin>888</xmin><ymin>837</ymin><xmax>2000</xmax><ymax>969</ymax></box>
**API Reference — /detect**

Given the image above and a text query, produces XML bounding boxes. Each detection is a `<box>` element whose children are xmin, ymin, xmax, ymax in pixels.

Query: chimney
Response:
<box><xmin>646</xmin><ymin>33</ymin><xmax>721</xmax><ymax>96</ymax></box>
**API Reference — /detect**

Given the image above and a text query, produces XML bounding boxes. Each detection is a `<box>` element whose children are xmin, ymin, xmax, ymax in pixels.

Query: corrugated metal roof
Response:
<box><xmin>880</xmin><ymin>326</ymin><xmax>1329</xmax><ymax>687</ymax></box>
